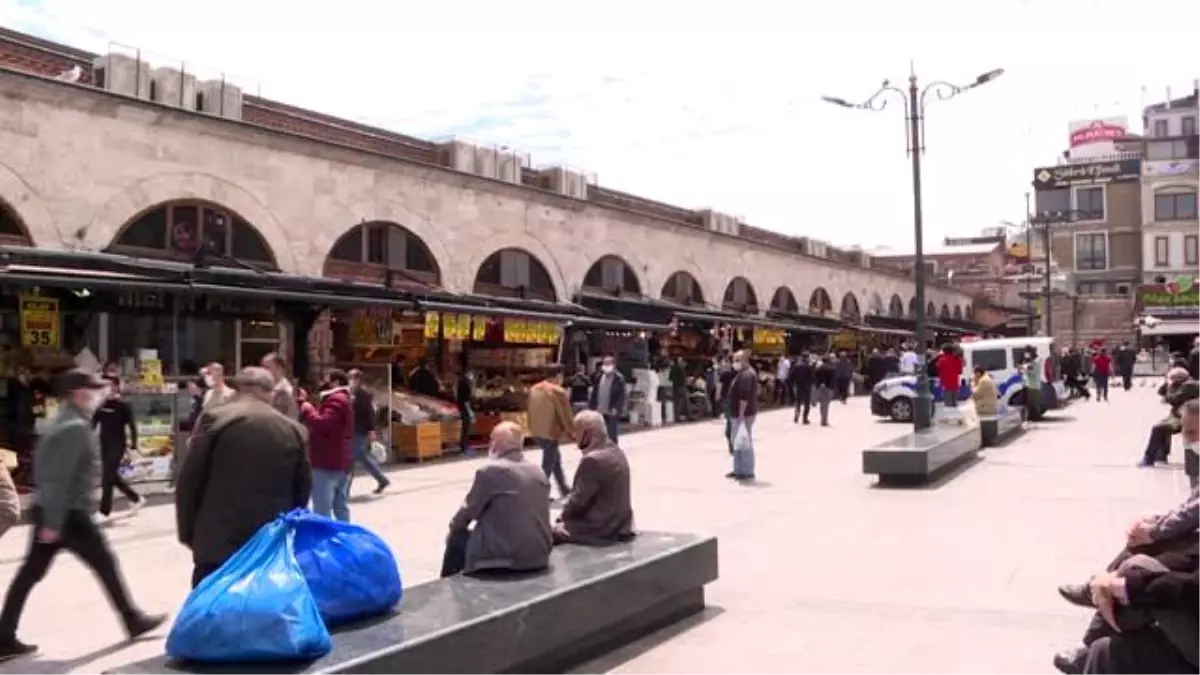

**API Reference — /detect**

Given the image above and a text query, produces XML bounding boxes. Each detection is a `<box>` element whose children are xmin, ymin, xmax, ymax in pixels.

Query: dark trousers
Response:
<box><xmin>440</xmin><ymin>529</ymin><xmax>470</xmax><ymax>578</ymax></box>
<box><xmin>99</xmin><ymin>447</ymin><xmax>140</xmax><ymax>517</ymax></box>
<box><xmin>835</xmin><ymin>377</ymin><xmax>851</xmax><ymax>403</ymax></box>
<box><xmin>603</xmin><ymin>414</ymin><xmax>620</xmax><ymax>444</ymax></box>
<box><xmin>0</xmin><ymin>508</ymin><xmax>140</xmax><ymax>639</ymax></box>
<box><xmin>673</xmin><ymin>387</ymin><xmax>690</xmax><ymax>421</ymax></box>
<box><xmin>1093</xmin><ymin>374</ymin><xmax>1109</xmax><ymax>401</ymax></box>
<box><xmin>1143</xmin><ymin>421</ymin><xmax>1178</xmax><ymax>464</ymax></box>
<box><xmin>793</xmin><ymin>386</ymin><xmax>811</xmax><ymax>423</ymax></box>
<box><xmin>774</xmin><ymin>380</ymin><xmax>789</xmax><ymax>405</ymax></box>
<box><xmin>1121</xmin><ymin>372</ymin><xmax>1133</xmax><ymax>390</ymax></box>
<box><xmin>1066</xmin><ymin>375</ymin><xmax>1091</xmax><ymax>400</ymax></box>
<box><xmin>191</xmin><ymin>562</ymin><xmax>220</xmax><ymax>589</ymax></box>
<box><xmin>534</xmin><ymin>437</ymin><xmax>570</xmax><ymax>496</ymax></box>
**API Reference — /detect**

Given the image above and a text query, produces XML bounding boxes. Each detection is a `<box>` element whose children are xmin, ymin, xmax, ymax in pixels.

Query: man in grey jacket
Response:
<box><xmin>0</xmin><ymin>370</ymin><xmax>164</xmax><ymax>663</ymax></box>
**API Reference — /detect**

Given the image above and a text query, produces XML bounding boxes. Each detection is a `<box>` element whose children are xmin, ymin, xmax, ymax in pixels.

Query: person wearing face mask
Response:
<box><xmin>554</xmin><ymin>411</ymin><xmax>634</xmax><ymax>545</ymax></box>
<box><xmin>91</xmin><ymin>376</ymin><xmax>143</xmax><ymax>522</ymax></box>
<box><xmin>0</xmin><ymin>370</ymin><xmax>165</xmax><ymax>662</ymax></box>
<box><xmin>587</xmin><ymin>355</ymin><xmax>627</xmax><ymax>443</ymax></box>
<box><xmin>726</xmin><ymin>350</ymin><xmax>759</xmax><ymax>481</ymax></box>
<box><xmin>200</xmin><ymin>363</ymin><xmax>236</xmax><ymax>411</ymax></box>
<box><xmin>300</xmin><ymin>369</ymin><xmax>354</xmax><ymax>522</ymax></box>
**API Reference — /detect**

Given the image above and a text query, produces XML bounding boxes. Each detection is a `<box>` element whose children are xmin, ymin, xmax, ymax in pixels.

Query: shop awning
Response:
<box><xmin>851</xmin><ymin>324</ymin><xmax>912</xmax><ymax>337</ymax></box>
<box><xmin>764</xmin><ymin>310</ymin><xmax>840</xmax><ymax>334</ymax></box>
<box><xmin>1138</xmin><ymin>319</ymin><xmax>1199</xmax><ymax>336</ymax></box>
<box><xmin>0</xmin><ymin>264</ymin><xmax>190</xmax><ymax>292</ymax></box>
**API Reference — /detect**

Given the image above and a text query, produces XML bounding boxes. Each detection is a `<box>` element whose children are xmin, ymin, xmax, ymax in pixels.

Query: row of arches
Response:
<box><xmin>2</xmin><ymin>196</ymin><xmax>975</xmax><ymax>323</ymax></box>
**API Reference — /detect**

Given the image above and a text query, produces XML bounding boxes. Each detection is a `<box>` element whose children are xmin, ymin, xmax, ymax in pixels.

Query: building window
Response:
<box><xmin>1075</xmin><ymin>233</ymin><xmax>1108</xmax><ymax>271</ymax></box>
<box><xmin>327</xmin><ymin>222</ymin><xmax>439</xmax><ymax>285</ymax></box>
<box><xmin>1153</xmin><ymin>119</ymin><xmax>1169</xmax><ymax>138</ymax></box>
<box><xmin>1147</xmin><ymin>140</ymin><xmax>1194</xmax><ymax>160</ymax></box>
<box><xmin>1072</xmin><ymin>186</ymin><xmax>1105</xmax><ymax>220</ymax></box>
<box><xmin>110</xmin><ymin>201</ymin><xmax>276</xmax><ymax>268</ymax></box>
<box><xmin>1154</xmin><ymin>236</ymin><xmax>1170</xmax><ymax>267</ymax></box>
<box><xmin>473</xmin><ymin>248</ymin><xmax>555</xmax><ymax>301</ymax></box>
<box><xmin>1183</xmin><ymin>116</ymin><xmax>1196</xmax><ymax>138</ymax></box>
<box><xmin>1186</xmin><ymin>235</ymin><xmax>1199</xmax><ymax>266</ymax></box>
<box><xmin>1154</xmin><ymin>192</ymin><xmax>1198</xmax><ymax>221</ymax></box>
<box><xmin>1036</xmin><ymin>188</ymin><xmax>1071</xmax><ymax>215</ymax></box>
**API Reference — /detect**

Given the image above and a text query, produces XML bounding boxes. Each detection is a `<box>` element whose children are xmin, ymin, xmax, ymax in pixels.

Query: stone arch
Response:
<box><xmin>770</xmin><ymin>286</ymin><xmax>800</xmax><ymax>314</ymax></box>
<box><xmin>660</xmin><ymin>270</ymin><xmax>705</xmax><ymax>305</ymax></box>
<box><xmin>107</xmin><ymin>199</ymin><xmax>278</xmax><ymax>269</ymax></box>
<box><xmin>889</xmin><ymin>294</ymin><xmax>905</xmax><ymax>318</ymax></box>
<box><xmin>582</xmin><ymin>254</ymin><xmax>644</xmax><ymax>296</ymax></box>
<box><xmin>332</xmin><ymin>199</ymin><xmax>454</xmax><ymax>284</ymax></box>
<box><xmin>840</xmin><ymin>291</ymin><xmax>862</xmax><ymax>322</ymax></box>
<box><xmin>84</xmin><ymin>171</ymin><xmax>299</xmax><ymax>273</ymax></box>
<box><xmin>322</xmin><ymin>221</ymin><xmax>442</xmax><ymax>289</ymax></box>
<box><xmin>472</xmin><ymin>247</ymin><xmax>560</xmax><ymax>302</ymax></box>
<box><xmin>0</xmin><ymin>197</ymin><xmax>35</xmax><ymax>246</ymax></box>
<box><xmin>908</xmin><ymin>297</ymin><xmax>919</xmax><ymax>318</ymax></box>
<box><xmin>0</xmin><ymin>163</ymin><xmax>55</xmax><ymax>246</ymax></box>
<box><xmin>939</xmin><ymin>303</ymin><xmax>951</xmax><ymax>319</ymax></box>
<box><xmin>966</xmin><ymin>305</ymin><xmax>975</xmax><ymax>320</ymax></box>
<box><xmin>722</xmin><ymin>276</ymin><xmax>760</xmax><ymax>312</ymax></box>
<box><xmin>953</xmin><ymin>305</ymin><xmax>963</xmax><ymax>320</ymax></box>
<box><xmin>868</xmin><ymin>292</ymin><xmax>885</xmax><ymax>317</ymax></box>
<box><xmin>464</xmin><ymin>232</ymin><xmax>567</xmax><ymax>300</ymax></box>
<box><xmin>809</xmin><ymin>287</ymin><xmax>834</xmax><ymax>316</ymax></box>
<box><xmin>927</xmin><ymin>301</ymin><xmax>937</xmax><ymax>318</ymax></box>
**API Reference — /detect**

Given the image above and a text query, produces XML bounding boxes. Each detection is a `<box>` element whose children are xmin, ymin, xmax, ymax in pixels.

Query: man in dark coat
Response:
<box><xmin>1113</xmin><ymin>342</ymin><xmax>1136</xmax><ymax>391</ymax></box>
<box><xmin>588</xmin><ymin>355</ymin><xmax>627</xmax><ymax>443</ymax></box>
<box><xmin>865</xmin><ymin>348</ymin><xmax>887</xmax><ymax>390</ymax></box>
<box><xmin>788</xmin><ymin>353</ymin><xmax>815</xmax><ymax>425</ymax></box>
<box><xmin>554</xmin><ymin>411</ymin><xmax>634</xmax><ymax>546</ymax></box>
<box><xmin>176</xmin><ymin>367</ymin><xmax>311</xmax><ymax>588</ymax></box>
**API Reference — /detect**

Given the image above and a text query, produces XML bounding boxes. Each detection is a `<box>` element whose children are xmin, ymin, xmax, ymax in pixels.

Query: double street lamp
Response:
<box><xmin>823</xmin><ymin>65</ymin><xmax>1004</xmax><ymax>433</ymax></box>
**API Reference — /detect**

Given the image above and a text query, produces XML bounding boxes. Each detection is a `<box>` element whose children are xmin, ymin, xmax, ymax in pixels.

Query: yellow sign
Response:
<box><xmin>443</xmin><ymin>314</ymin><xmax>472</xmax><ymax>341</ymax></box>
<box><xmin>424</xmin><ymin>312</ymin><xmax>440</xmax><ymax>339</ymax></box>
<box><xmin>503</xmin><ymin>319</ymin><xmax>562</xmax><ymax>345</ymax></box>
<box><xmin>830</xmin><ymin>330</ymin><xmax>858</xmax><ymax>350</ymax></box>
<box><xmin>349</xmin><ymin>316</ymin><xmax>393</xmax><ymax>346</ymax></box>
<box><xmin>138</xmin><ymin>359</ymin><xmax>165</xmax><ymax>388</ymax></box>
<box><xmin>472</xmin><ymin>315</ymin><xmax>489</xmax><ymax>341</ymax></box>
<box><xmin>19</xmin><ymin>295</ymin><xmax>60</xmax><ymax>349</ymax></box>
<box><xmin>753</xmin><ymin>328</ymin><xmax>786</xmax><ymax>346</ymax></box>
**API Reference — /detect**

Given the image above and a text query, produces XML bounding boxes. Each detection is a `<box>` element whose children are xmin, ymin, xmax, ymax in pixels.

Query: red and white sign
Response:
<box><xmin>1067</xmin><ymin>116</ymin><xmax>1130</xmax><ymax>160</ymax></box>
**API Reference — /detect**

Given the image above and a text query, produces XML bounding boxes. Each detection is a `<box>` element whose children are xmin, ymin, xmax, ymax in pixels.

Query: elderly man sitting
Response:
<box><xmin>440</xmin><ymin>422</ymin><xmax>552</xmax><ymax>578</ymax></box>
<box><xmin>1140</xmin><ymin>368</ymin><xmax>1199</xmax><ymax>467</ymax></box>
<box><xmin>554</xmin><ymin>411</ymin><xmax>635</xmax><ymax>546</ymax></box>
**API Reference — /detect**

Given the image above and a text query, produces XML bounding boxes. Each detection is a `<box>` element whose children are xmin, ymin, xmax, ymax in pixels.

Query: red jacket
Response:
<box><xmin>936</xmin><ymin>353</ymin><xmax>964</xmax><ymax>394</ymax></box>
<box><xmin>1092</xmin><ymin>353</ymin><xmax>1112</xmax><ymax>376</ymax></box>
<box><xmin>301</xmin><ymin>387</ymin><xmax>354</xmax><ymax>472</ymax></box>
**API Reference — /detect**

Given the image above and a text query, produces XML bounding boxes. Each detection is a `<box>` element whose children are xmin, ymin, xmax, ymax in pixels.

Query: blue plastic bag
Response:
<box><xmin>287</xmin><ymin>509</ymin><xmax>403</xmax><ymax>625</ymax></box>
<box><xmin>166</xmin><ymin>518</ymin><xmax>332</xmax><ymax>663</ymax></box>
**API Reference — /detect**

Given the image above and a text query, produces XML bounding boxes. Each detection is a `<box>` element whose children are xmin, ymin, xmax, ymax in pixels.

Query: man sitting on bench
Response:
<box><xmin>971</xmin><ymin>366</ymin><xmax>997</xmax><ymax>416</ymax></box>
<box><xmin>554</xmin><ymin>411</ymin><xmax>635</xmax><ymax>546</ymax></box>
<box><xmin>441</xmin><ymin>422</ymin><xmax>553</xmax><ymax>577</ymax></box>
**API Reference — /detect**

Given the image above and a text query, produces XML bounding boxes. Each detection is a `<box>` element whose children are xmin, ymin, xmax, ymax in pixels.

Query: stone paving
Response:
<box><xmin>0</xmin><ymin>387</ymin><xmax>1189</xmax><ymax>674</ymax></box>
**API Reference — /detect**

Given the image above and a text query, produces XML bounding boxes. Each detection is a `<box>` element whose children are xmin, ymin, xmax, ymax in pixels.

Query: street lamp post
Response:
<box><xmin>823</xmin><ymin>65</ymin><xmax>1003</xmax><ymax>433</ymax></box>
<box><xmin>1029</xmin><ymin>209</ymin><xmax>1085</xmax><ymax>339</ymax></box>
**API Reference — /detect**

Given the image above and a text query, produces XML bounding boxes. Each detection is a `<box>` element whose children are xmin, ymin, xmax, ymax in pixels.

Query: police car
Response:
<box><xmin>870</xmin><ymin>337</ymin><xmax>1067</xmax><ymax>422</ymax></box>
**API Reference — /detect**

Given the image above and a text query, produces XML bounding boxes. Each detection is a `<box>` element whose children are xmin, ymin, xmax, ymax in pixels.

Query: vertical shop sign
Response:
<box><xmin>424</xmin><ymin>311</ymin><xmax>441</xmax><ymax>339</ymax></box>
<box><xmin>472</xmin><ymin>315</ymin><xmax>489</xmax><ymax>341</ymax></box>
<box><xmin>19</xmin><ymin>295</ymin><xmax>60</xmax><ymax>348</ymax></box>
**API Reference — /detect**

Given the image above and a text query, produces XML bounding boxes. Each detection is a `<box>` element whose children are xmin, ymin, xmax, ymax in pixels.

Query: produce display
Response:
<box><xmin>121</xmin><ymin>390</ymin><xmax>179</xmax><ymax>483</ymax></box>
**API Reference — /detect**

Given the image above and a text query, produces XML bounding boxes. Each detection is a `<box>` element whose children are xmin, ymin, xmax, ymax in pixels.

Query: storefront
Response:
<box><xmin>1135</xmin><ymin>278</ymin><xmax>1199</xmax><ymax>355</ymax></box>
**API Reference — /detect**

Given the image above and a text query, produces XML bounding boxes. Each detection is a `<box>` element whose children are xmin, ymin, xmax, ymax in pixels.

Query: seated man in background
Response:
<box><xmin>554</xmin><ymin>411</ymin><xmax>634</xmax><ymax>546</ymax></box>
<box><xmin>1182</xmin><ymin>399</ymin><xmax>1199</xmax><ymax>489</ymax></box>
<box><xmin>970</xmin><ymin>366</ymin><xmax>998</xmax><ymax>417</ymax></box>
<box><xmin>1140</xmin><ymin>368</ymin><xmax>1199</xmax><ymax>467</ymax></box>
<box><xmin>441</xmin><ymin>422</ymin><xmax>552</xmax><ymax>577</ymax></box>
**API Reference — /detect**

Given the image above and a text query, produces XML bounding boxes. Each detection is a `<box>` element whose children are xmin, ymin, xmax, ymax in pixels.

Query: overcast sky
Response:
<box><xmin>3</xmin><ymin>0</ymin><xmax>1197</xmax><ymax>253</ymax></box>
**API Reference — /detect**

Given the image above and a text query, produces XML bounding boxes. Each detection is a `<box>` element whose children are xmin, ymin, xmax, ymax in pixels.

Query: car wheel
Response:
<box><xmin>890</xmin><ymin>397</ymin><xmax>913</xmax><ymax>422</ymax></box>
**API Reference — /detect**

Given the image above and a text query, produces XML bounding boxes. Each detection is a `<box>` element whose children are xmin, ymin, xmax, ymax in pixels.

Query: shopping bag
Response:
<box><xmin>731</xmin><ymin>422</ymin><xmax>752</xmax><ymax>454</ymax></box>
<box><xmin>166</xmin><ymin>518</ymin><xmax>332</xmax><ymax>663</ymax></box>
<box><xmin>287</xmin><ymin>509</ymin><xmax>403</xmax><ymax>625</ymax></box>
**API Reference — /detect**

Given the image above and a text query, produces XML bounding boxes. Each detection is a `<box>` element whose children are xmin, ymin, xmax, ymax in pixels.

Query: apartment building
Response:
<box><xmin>1140</xmin><ymin>85</ymin><xmax>1199</xmax><ymax>284</ymax></box>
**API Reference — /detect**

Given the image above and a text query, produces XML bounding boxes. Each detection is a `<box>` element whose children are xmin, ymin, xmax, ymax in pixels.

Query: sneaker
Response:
<box><xmin>129</xmin><ymin>499</ymin><xmax>143</xmax><ymax>516</ymax></box>
<box><xmin>1052</xmin><ymin>647</ymin><xmax>1086</xmax><ymax>674</ymax></box>
<box><xmin>93</xmin><ymin>512</ymin><xmax>110</xmax><ymax>526</ymax></box>
<box><xmin>1137</xmin><ymin>459</ymin><xmax>1154</xmax><ymax>468</ymax></box>
<box><xmin>0</xmin><ymin>639</ymin><xmax>37</xmax><ymax>663</ymax></box>
<box><xmin>126</xmin><ymin>612</ymin><xmax>167</xmax><ymax>640</ymax></box>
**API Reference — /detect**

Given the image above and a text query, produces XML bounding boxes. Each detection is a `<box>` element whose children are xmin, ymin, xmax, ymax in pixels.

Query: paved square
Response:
<box><xmin>0</xmin><ymin>387</ymin><xmax>1188</xmax><ymax>674</ymax></box>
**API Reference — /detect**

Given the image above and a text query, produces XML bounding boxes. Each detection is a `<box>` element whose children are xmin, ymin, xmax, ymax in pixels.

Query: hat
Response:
<box><xmin>57</xmin><ymin>368</ymin><xmax>107</xmax><ymax>394</ymax></box>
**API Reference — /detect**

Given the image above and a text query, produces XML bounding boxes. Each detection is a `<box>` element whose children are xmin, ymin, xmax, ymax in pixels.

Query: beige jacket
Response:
<box><xmin>526</xmin><ymin>380</ymin><xmax>574</xmax><ymax>441</ymax></box>
<box><xmin>972</xmin><ymin>374</ymin><xmax>999</xmax><ymax>416</ymax></box>
<box><xmin>0</xmin><ymin>463</ymin><xmax>19</xmax><ymax>536</ymax></box>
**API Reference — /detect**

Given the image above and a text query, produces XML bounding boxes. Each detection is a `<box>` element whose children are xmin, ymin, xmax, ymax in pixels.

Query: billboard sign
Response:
<box><xmin>1067</xmin><ymin>116</ymin><xmax>1130</xmax><ymax>160</ymax></box>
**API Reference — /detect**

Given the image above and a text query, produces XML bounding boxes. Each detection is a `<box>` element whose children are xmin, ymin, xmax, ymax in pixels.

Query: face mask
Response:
<box><xmin>203</xmin><ymin>374</ymin><xmax>215</xmax><ymax>388</ymax></box>
<box><xmin>602</xmin><ymin>364</ymin><xmax>615</xmax><ymax>374</ymax></box>
<box><xmin>732</xmin><ymin>361</ymin><xmax>745</xmax><ymax>371</ymax></box>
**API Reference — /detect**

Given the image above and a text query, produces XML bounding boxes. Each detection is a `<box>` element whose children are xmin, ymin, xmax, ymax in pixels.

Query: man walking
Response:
<box><xmin>92</xmin><ymin>376</ymin><xmax>143</xmax><ymax>522</ymax></box>
<box><xmin>176</xmin><ymin>367</ymin><xmax>311</xmax><ymax>588</ymax></box>
<box><xmin>789</xmin><ymin>353</ymin><xmax>814</xmax><ymax>425</ymax></box>
<box><xmin>528</xmin><ymin>366</ymin><xmax>575</xmax><ymax>500</ymax></box>
<box><xmin>726</xmin><ymin>350</ymin><xmax>758</xmax><ymax>481</ymax></box>
<box><xmin>834</xmin><ymin>351</ymin><xmax>853</xmax><ymax>403</ymax></box>
<box><xmin>261</xmin><ymin>352</ymin><xmax>299</xmax><ymax>419</ymax></box>
<box><xmin>0</xmin><ymin>370</ymin><xmax>164</xmax><ymax>661</ymax></box>
<box><xmin>775</xmin><ymin>356</ymin><xmax>791</xmax><ymax>405</ymax></box>
<box><xmin>1114</xmin><ymin>342</ymin><xmax>1136</xmax><ymax>391</ymax></box>
<box><xmin>348</xmin><ymin>369</ymin><xmax>389</xmax><ymax>494</ymax></box>
<box><xmin>588</xmin><ymin>355</ymin><xmax>626</xmax><ymax>443</ymax></box>
<box><xmin>300</xmin><ymin>370</ymin><xmax>354</xmax><ymax>522</ymax></box>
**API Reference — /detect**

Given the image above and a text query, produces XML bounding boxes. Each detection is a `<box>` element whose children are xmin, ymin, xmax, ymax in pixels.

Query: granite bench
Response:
<box><xmin>862</xmin><ymin>424</ymin><xmax>983</xmax><ymax>485</ymax></box>
<box><xmin>979</xmin><ymin>407</ymin><xmax>1025</xmax><ymax>448</ymax></box>
<box><xmin>112</xmin><ymin>531</ymin><xmax>719</xmax><ymax>675</ymax></box>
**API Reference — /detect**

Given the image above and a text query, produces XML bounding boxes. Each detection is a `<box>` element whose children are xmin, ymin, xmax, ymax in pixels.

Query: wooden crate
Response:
<box><xmin>499</xmin><ymin>411</ymin><xmax>530</xmax><ymax>435</ymax></box>
<box><xmin>441</xmin><ymin>419</ymin><xmax>463</xmax><ymax>447</ymax></box>
<box><xmin>393</xmin><ymin>422</ymin><xmax>443</xmax><ymax>461</ymax></box>
<box><xmin>473</xmin><ymin>414</ymin><xmax>502</xmax><ymax>438</ymax></box>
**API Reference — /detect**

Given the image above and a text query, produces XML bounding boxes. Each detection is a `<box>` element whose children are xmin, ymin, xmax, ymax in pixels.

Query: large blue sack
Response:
<box><xmin>166</xmin><ymin>518</ymin><xmax>332</xmax><ymax>663</ymax></box>
<box><xmin>287</xmin><ymin>509</ymin><xmax>403</xmax><ymax>625</ymax></box>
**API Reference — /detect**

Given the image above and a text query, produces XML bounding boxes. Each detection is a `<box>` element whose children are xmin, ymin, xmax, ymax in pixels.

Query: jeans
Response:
<box><xmin>98</xmin><ymin>446</ymin><xmax>141</xmax><ymax>516</ymax></box>
<box><xmin>0</xmin><ymin>508</ymin><xmax>141</xmax><ymax>639</ymax></box>
<box><xmin>941</xmin><ymin>388</ymin><xmax>958</xmax><ymax>407</ymax></box>
<box><xmin>1094</xmin><ymin>374</ymin><xmax>1109</xmax><ymax>401</ymax></box>
<box><xmin>814</xmin><ymin>386</ymin><xmax>832</xmax><ymax>425</ymax></box>
<box><xmin>673</xmin><ymin>387</ymin><xmax>690</xmax><ymax>421</ymax></box>
<box><xmin>730</xmin><ymin>416</ymin><xmax>756</xmax><ymax>478</ymax></box>
<box><xmin>352</xmin><ymin>434</ymin><xmax>389</xmax><ymax>488</ymax></box>
<box><xmin>603</xmin><ymin>414</ymin><xmax>620</xmax><ymax>443</ymax></box>
<box><xmin>311</xmin><ymin>469</ymin><xmax>351</xmax><ymax>522</ymax></box>
<box><xmin>534</xmin><ymin>437</ymin><xmax>571</xmax><ymax>496</ymax></box>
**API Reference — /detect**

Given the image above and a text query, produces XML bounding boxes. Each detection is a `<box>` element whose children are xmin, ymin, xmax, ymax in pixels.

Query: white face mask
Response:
<box><xmin>602</xmin><ymin>364</ymin><xmax>615</xmax><ymax>374</ymax></box>
<box><xmin>732</xmin><ymin>361</ymin><xmax>745</xmax><ymax>371</ymax></box>
<box><xmin>203</xmin><ymin>374</ymin><xmax>215</xmax><ymax>388</ymax></box>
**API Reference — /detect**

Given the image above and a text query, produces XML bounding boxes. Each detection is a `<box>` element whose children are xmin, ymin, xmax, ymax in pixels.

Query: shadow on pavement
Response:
<box><xmin>565</xmin><ymin>605</ymin><xmax>726</xmax><ymax>674</ymax></box>
<box><xmin>869</xmin><ymin>454</ymin><xmax>985</xmax><ymax>491</ymax></box>
<box><xmin>19</xmin><ymin>635</ymin><xmax>160</xmax><ymax>675</ymax></box>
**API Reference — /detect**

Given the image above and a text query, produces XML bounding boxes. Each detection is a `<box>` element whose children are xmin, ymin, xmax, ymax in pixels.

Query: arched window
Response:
<box><xmin>582</xmin><ymin>255</ymin><xmax>641</xmax><ymax>296</ymax></box>
<box><xmin>660</xmin><ymin>271</ymin><xmax>704</xmax><ymax>305</ymax></box>
<box><xmin>722</xmin><ymin>277</ymin><xmax>759</xmax><ymax>312</ymax></box>
<box><xmin>908</xmin><ymin>298</ymin><xmax>918</xmax><ymax>318</ymax></box>
<box><xmin>324</xmin><ymin>221</ymin><xmax>440</xmax><ymax>288</ymax></box>
<box><xmin>926</xmin><ymin>301</ymin><xmax>937</xmax><ymax>318</ymax></box>
<box><xmin>940</xmin><ymin>303</ymin><xmax>951</xmax><ymax>319</ymax></box>
<box><xmin>966</xmin><ymin>305</ymin><xmax>975</xmax><ymax>320</ymax></box>
<box><xmin>108</xmin><ymin>200</ymin><xmax>276</xmax><ymax>268</ymax></box>
<box><xmin>474</xmin><ymin>248</ymin><xmax>557</xmax><ymax>301</ymax></box>
<box><xmin>889</xmin><ymin>294</ymin><xmax>905</xmax><ymax>318</ymax></box>
<box><xmin>868</xmin><ymin>293</ymin><xmax>884</xmax><ymax>316</ymax></box>
<box><xmin>0</xmin><ymin>199</ymin><xmax>31</xmax><ymax>245</ymax></box>
<box><xmin>840</xmin><ymin>292</ymin><xmax>861</xmax><ymax>321</ymax></box>
<box><xmin>770</xmin><ymin>287</ymin><xmax>799</xmax><ymax>314</ymax></box>
<box><xmin>953</xmin><ymin>305</ymin><xmax>963</xmax><ymax>320</ymax></box>
<box><xmin>809</xmin><ymin>287</ymin><xmax>833</xmax><ymax>315</ymax></box>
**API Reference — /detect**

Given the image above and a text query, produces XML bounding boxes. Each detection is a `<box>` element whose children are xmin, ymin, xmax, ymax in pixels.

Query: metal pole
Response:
<box><xmin>1043</xmin><ymin>221</ymin><xmax>1053</xmax><ymax>338</ymax></box>
<box><xmin>909</xmin><ymin>74</ymin><xmax>933</xmax><ymax>433</ymax></box>
<box><xmin>1025</xmin><ymin>191</ymin><xmax>1034</xmax><ymax>335</ymax></box>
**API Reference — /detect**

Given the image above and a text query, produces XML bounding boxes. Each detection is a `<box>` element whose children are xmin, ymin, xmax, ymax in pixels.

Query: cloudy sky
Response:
<box><xmin>2</xmin><ymin>0</ymin><xmax>1197</xmax><ymax>252</ymax></box>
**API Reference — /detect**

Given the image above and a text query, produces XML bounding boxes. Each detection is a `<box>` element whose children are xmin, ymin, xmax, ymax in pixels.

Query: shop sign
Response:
<box><xmin>503</xmin><ymin>319</ymin><xmax>561</xmax><ymax>345</ymax></box>
<box><xmin>424</xmin><ymin>312</ymin><xmax>440</xmax><ymax>339</ymax></box>
<box><xmin>19</xmin><ymin>294</ymin><xmax>60</xmax><ymax>348</ymax></box>
<box><xmin>442</xmin><ymin>314</ymin><xmax>473</xmax><ymax>341</ymax></box>
<box><xmin>472</xmin><ymin>315</ymin><xmax>489</xmax><ymax>341</ymax></box>
<box><xmin>1032</xmin><ymin>159</ymin><xmax>1140</xmax><ymax>188</ymax></box>
<box><xmin>830</xmin><ymin>330</ymin><xmax>858</xmax><ymax>350</ymax></box>
<box><xmin>1135</xmin><ymin>277</ymin><xmax>1199</xmax><ymax>317</ymax></box>
<box><xmin>349</xmin><ymin>316</ymin><xmax>393</xmax><ymax>346</ymax></box>
<box><xmin>752</xmin><ymin>328</ymin><xmax>786</xmax><ymax>351</ymax></box>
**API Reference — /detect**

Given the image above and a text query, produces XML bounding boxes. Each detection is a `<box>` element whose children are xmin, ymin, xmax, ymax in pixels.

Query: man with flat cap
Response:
<box><xmin>0</xmin><ymin>369</ymin><xmax>164</xmax><ymax>662</ymax></box>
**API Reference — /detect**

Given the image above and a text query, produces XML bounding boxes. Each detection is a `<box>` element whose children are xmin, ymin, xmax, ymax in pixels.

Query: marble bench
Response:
<box><xmin>979</xmin><ymin>407</ymin><xmax>1025</xmax><ymax>448</ymax></box>
<box><xmin>113</xmin><ymin>531</ymin><xmax>719</xmax><ymax>675</ymax></box>
<box><xmin>862</xmin><ymin>424</ymin><xmax>983</xmax><ymax>485</ymax></box>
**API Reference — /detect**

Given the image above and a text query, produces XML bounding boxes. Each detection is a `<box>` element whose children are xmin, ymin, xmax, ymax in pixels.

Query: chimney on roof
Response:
<box><xmin>91</xmin><ymin>53</ymin><xmax>149</xmax><ymax>99</ymax></box>
<box><xmin>195</xmin><ymin>79</ymin><xmax>243</xmax><ymax>119</ymax></box>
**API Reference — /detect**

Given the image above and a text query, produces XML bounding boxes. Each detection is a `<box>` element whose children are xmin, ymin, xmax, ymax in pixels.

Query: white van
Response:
<box><xmin>870</xmin><ymin>337</ymin><xmax>1067</xmax><ymax>422</ymax></box>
